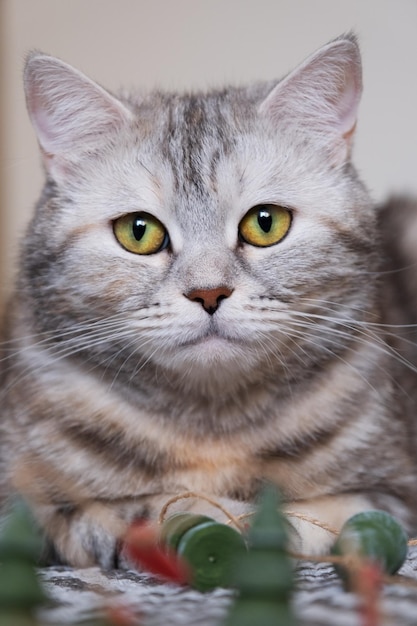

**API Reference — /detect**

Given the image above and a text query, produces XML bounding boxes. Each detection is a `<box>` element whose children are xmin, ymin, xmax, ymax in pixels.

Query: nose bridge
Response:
<box><xmin>178</xmin><ymin>245</ymin><xmax>236</xmax><ymax>293</ymax></box>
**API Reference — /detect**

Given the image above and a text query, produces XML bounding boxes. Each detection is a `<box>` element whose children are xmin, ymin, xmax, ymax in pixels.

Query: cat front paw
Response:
<box><xmin>284</xmin><ymin>493</ymin><xmax>376</xmax><ymax>556</ymax></box>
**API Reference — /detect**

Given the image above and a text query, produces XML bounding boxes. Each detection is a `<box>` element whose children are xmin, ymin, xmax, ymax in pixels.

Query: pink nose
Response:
<box><xmin>185</xmin><ymin>286</ymin><xmax>233</xmax><ymax>315</ymax></box>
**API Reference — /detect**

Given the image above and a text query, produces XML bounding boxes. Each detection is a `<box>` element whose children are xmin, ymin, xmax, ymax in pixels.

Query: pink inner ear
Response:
<box><xmin>24</xmin><ymin>53</ymin><xmax>132</xmax><ymax>171</ymax></box>
<box><xmin>259</xmin><ymin>38</ymin><xmax>363</xmax><ymax>147</ymax></box>
<box><xmin>331</xmin><ymin>61</ymin><xmax>362</xmax><ymax>137</ymax></box>
<box><xmin>30</xmin><ymin>106</ymin><xmax>57</xmax><ymax>156</ymax></box>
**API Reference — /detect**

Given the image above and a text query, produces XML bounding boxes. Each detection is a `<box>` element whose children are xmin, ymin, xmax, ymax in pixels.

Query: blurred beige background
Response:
<box><xmin>1</xmin><ymin>0</ymin><xmax>416</xmax><ymax>306</ymax></box>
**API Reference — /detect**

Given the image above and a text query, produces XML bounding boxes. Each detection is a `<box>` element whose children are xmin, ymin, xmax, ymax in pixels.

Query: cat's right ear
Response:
<box><xmin>24</xmin><ymin>52</ymin><xmax>132</xmax><ymax>180</ymax></box>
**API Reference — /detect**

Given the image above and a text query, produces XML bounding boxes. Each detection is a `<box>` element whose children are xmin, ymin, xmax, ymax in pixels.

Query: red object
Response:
<box><xmin>123</xmin><ymin>521</ymin><xmax>191</xmax><ymax>585</ymax></box>
<box><xmin>106</xmin><ymin>605</ymin><xmax>140</xmax><ymax>625</ymax></box>
<box><xmin>355</xmin><ymin>561</ymin><xmax>383</xmax><ymax>626</ymax></box>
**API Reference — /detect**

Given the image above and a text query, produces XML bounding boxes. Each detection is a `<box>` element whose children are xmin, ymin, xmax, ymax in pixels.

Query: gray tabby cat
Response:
<box><xmin>1</xmin><ymin>33</ymin><xmax>416</xmax><ymax>568</ymax></box>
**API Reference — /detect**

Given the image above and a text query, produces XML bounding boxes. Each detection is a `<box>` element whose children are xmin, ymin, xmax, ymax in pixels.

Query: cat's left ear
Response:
<box><xmin>259</xmin><ymin>34</ymin><xmax>362</xmax><ymax>164</ymax></box>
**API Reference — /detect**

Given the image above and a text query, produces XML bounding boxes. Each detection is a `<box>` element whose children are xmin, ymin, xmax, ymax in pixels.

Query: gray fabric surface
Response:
<box><xmin>37</xmin><ymin>547</ymin><xmax>417</xmax><ymax>625</ymax></box>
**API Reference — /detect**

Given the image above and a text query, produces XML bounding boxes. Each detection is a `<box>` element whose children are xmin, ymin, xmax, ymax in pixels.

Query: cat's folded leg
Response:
<box><xmin>28</xmin><ymin>493</ymin><xmax>254</xmax><ymax>569</ymax></box>
<box><xmin>283</xmin><ymin>493</ymin><xmax>398</xmax><ymax>556</ymax></box>
<box><xmin>25</xmin><ymin>491</ymin><xmax>413</xmax><ymax>568</ymax></box>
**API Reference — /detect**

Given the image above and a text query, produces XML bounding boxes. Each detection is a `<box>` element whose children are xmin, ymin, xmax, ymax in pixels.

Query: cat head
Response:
<box><xmin>21</xmin><ymin>34</ymin><xmax>375</xmax><ymax>397</ymax></box>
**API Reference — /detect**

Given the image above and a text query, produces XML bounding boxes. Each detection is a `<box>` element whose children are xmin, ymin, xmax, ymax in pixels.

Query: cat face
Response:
<box><xmin>21</xmin><ymin>35</ymin><xmax>376</xmax><ymax>393</ymax></box>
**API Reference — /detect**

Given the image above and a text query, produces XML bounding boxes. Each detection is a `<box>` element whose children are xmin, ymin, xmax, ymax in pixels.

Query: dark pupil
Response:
<box><xmin>257</xmin><ymin>209</ymin><xmax>272</xmax><ymax>233</ymax></box>
<box><xmin>133</xmin><ymin>217</ymin><xmax>147</xmax><ymax>241</ymax></box>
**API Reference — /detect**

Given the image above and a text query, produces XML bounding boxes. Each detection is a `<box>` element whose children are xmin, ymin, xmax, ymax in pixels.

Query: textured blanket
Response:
<box><xmin>39</xmin><ymin>546</ymin><xmax>417</xmax><ymax>625</ymax></box>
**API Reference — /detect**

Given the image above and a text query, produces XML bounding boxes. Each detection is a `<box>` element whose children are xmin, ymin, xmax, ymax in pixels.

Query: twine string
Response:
<box><xmin>158</xmin><ymin>491</ymin><xmax>246</xmax><ymax>533</ymax></box>
<box><xmin>158</xmin><ymin>490</ymin><xmax>417</xmax><ymax>590</ymax></box>
<box><xmin>286</xmin><ymin>510</ymin><xmax>339</xmax><ymax>536</ymax></box>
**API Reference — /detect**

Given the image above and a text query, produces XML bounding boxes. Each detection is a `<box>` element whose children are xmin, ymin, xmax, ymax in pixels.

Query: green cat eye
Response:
<box><xmin>113</xmin><ymin>212</ymin><xmax>169</xmax><ymax>255</ymax></box>
<box><xmin>239</xmin><ymin>204</ymin><xmax>291</xmax><ymax>248</ymax></box>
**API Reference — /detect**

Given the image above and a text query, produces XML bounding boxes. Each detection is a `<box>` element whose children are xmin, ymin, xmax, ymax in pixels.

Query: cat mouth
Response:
<box><xmin>178</xmin><ymin>326</ymin><xmax>241</xmax><ymax>349</ymax></box>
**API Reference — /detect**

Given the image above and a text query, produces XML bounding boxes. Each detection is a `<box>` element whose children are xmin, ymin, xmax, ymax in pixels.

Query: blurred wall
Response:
<box><xmin>1</xmin><ymin>0</ymin><xmax>416</xmax><ymax>306</ymax></box>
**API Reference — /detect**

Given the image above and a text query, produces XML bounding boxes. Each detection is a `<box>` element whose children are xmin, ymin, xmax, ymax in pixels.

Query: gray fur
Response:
<box><xmin>1</xmin><ymin>35</ymin><xmax>417</xmax><ymax>566</ymax></box>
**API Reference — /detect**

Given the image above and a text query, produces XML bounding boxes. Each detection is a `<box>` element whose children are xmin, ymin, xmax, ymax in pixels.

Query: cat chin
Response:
<box><xmin>172</xmin><ymin>338</ymin><xmax>251</xmax><ymax>367</ymax></box>
<box><xmin>152</xmin><ymin>336</ymin><xmax>263</xmax><ymax>392</ymax></box>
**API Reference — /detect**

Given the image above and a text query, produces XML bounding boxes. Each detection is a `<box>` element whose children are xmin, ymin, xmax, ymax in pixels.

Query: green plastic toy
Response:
<box><xmin>160</xmin><ymin>512</ymin><xmax>247</xmax><ymax>591</ymax></box>
<box><xmin>223</xmin><ymin>484</ymin><xmax>297</xmax><ymax>626</ymax></box>
<box><xmin>332</xmin><ymin>509</ymin><xmax>408</xmax><ymax>578</ymax></box>
<box><xmin>0</xmin><ymin>499</ymin><xmax>48</xmax><ymax>625</ymax></box>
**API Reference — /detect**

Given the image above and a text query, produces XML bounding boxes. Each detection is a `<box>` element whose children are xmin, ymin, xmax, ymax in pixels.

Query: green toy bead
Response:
<box><xmin>159</xmin><ymin>513</ymin><xmax>213</xmax><ymax>551</ymax></box>
<box><xmin>332</xmin><ymin>510</ymin><xmax>408</xmax><ymax>575</ymax></box>
<box><xmin>0</xmin><ymin>613</ymin><xmax>38</xmax><ymax>626</ymax></box>
<box><xmin>176</xmin><ymin>520</ymin><xmax>247</xmax><ymax>592</ymax></box>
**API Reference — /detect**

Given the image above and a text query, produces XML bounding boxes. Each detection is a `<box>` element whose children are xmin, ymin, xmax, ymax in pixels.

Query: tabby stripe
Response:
<box><xmin>226</xmin><ymin>478</ymin><xmax>265</xmax><ymax>502</ymax></box>
<box><xmin>258</xmin><ymin>421</ymin><xmax>349</xmax><ymax>460</ymax></box>
<box><xmin>62</xmin><ymin>423</ymin><xmax>169</xmax><ymax>476</ymax></box>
